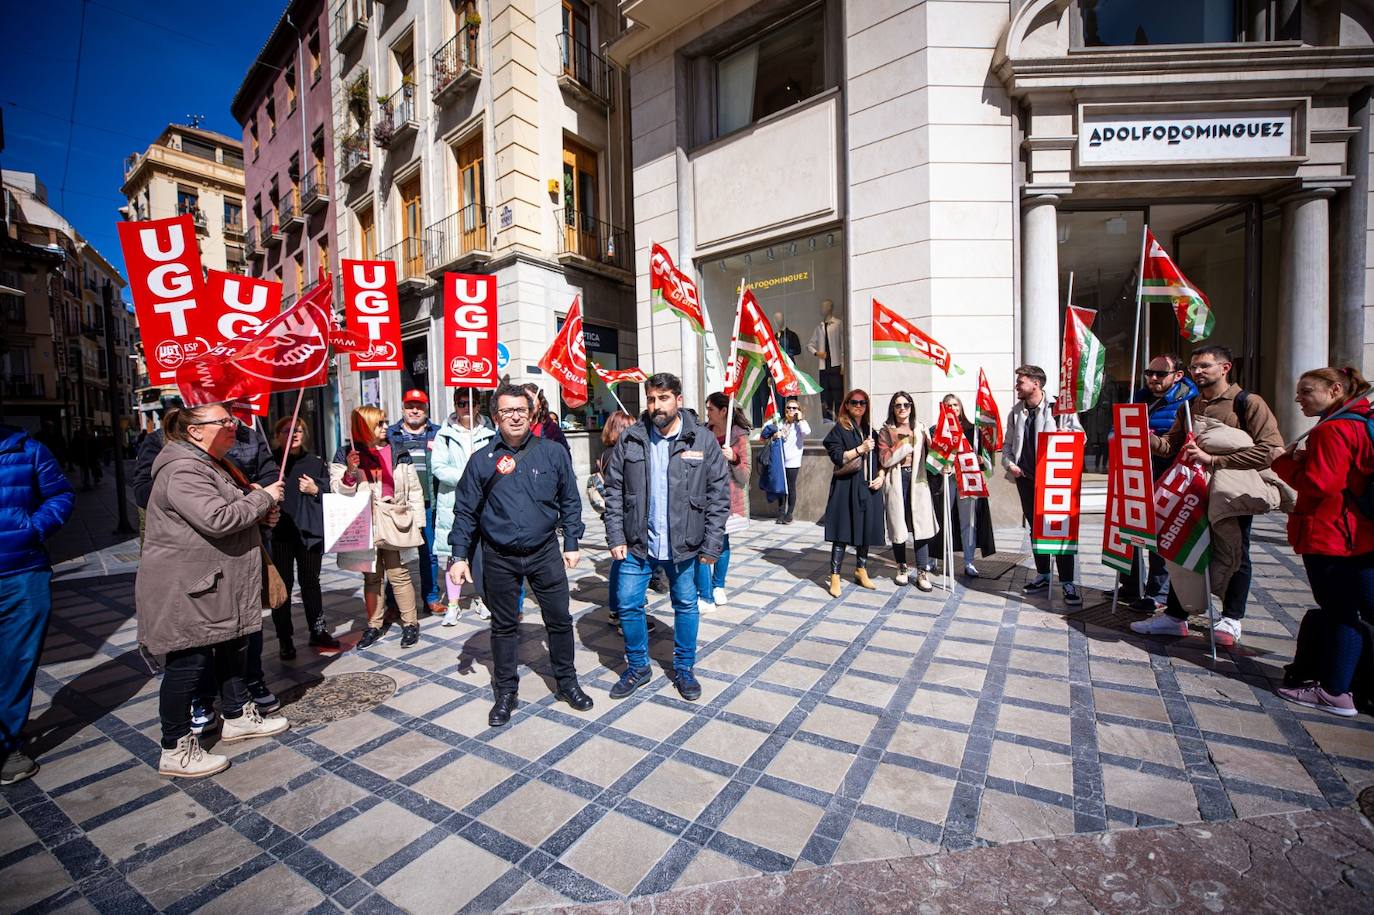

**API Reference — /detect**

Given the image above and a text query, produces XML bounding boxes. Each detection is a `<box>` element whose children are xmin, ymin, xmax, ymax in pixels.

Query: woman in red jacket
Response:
<box><xmin>1272</xmin><ymin>366</ymin><xmax>1374</xmax><ymax>716</ymax></box>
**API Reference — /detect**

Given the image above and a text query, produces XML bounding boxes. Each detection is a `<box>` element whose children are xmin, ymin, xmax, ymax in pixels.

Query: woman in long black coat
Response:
<box><xmin>822</xmin><ymin>388</ymin><xmax>886</xmax><ymax>597</ymax></box>
<box><xmin>266</xmin><ymin>417</ymin><xmax>338</xmax><ymax>658</ymax></box>
<box><xmin>928</xmin><ymin>394</ymin><xmax>997</xmax><ymax>575</ymax></box>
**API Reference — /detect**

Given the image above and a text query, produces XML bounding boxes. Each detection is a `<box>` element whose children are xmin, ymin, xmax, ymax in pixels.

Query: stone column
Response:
<box><xmin>1021</xmin><ymin>194</ymin><xmax>1061</xmax><ymax>376</ymax></box>
<box><xmin>1276</xmin><ymin>186</ymin><xmax>1335</xmax><ymax>440</ymax></box>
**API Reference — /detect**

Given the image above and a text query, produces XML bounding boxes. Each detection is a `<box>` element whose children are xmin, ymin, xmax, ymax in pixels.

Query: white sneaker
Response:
<box><xmin>442</xmin><ymin>602</ymin><xmax>461</xmax><ymax>626</ymax></box>
<box><xmin>473</xmin><ymin>597</ymin><xmax>491</xmax><ymax>621</ymax></box>
<box><xmin>158</xmin><ymin>734</ymin><xmax>229</xmax><ymax>779</ymax></box>
<box><xmin>189</xmin><ymin>699</ymin><xmax>218</xmax><ymax>736</ymax></box>
<box><xmin>1129</xmin><ymin>614</ymin><xmax>1190</xmax><ymax>637</ymax></box>
<box><xmin>220</xmin><ymin>703</ymin><xmax>290</xmax><ymax>743</ymax></box>
<box><xmin>713</xmin><ymin>587</ymin><xmax>728</xmax><ymax>607</ymax></box>
<box><xmin>1212</xmin><ymin>617</ymin><xmax>1242</xmax><ymax>647</ymax></box>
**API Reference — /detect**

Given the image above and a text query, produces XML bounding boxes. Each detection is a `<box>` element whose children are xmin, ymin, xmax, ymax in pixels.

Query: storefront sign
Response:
<box><xmin>443</xmin><ymin>273</ymin><xmax>498</xmax><ymax>389</ymax></box>
<box><xmin>1078</xmin><ymin>102</ymin><xmax>1301</xmax><ymax>166</ymax></box>
<box><xmin>117</xmin><ymin>214</ymin><xmax>209</xmax><ymax>384</ymax></box>
<box><xmin>342</xmin><ymin>259</ymin><xmax>403</xmax><ymax>371</ymax></box>
<box><xmin>1032</xmin><ymin>431</ymin><xmax>1085</xmax><ymax>556</ymax></box>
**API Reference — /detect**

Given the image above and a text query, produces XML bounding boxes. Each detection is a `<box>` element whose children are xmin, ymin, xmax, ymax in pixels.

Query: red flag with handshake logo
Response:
<box><xmin>539</xmin><ymin>295</ymin><xmax>589</xmax><ymax>408</ymax></box>
<box><xmin>176</xmin><ymin>281</ymin><xmax>335</xmax><ymax>405</ymax></box>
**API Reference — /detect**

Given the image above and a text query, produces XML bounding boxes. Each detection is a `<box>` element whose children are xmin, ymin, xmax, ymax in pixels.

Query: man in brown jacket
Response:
<box><xmin>1132</xmin><ymin>344</ymin><xmax>1284</xmax><ymax>646</ymax></box>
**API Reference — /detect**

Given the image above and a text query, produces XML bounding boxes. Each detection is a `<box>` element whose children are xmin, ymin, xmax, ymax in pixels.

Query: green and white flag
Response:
<box><xmin>1056</xmin><ymin>305</ymin><xmax>1105</xmax><ymax>414</ymax></box>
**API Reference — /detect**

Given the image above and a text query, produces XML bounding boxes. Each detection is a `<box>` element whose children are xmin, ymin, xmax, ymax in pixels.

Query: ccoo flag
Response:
<box><xmin>1140</xmin><ymin>228</ymin><xmax>1214</xmax><ymax>343</ymax></box>
<box><xmin>872</xmin><ymin>299</ymin><xmax>962</xmax><ymax>376</ymax></box>
<box><xmin>649</xmin><ymin>243</ymin><xmax>705</xmax><ymax>334</ymax></box>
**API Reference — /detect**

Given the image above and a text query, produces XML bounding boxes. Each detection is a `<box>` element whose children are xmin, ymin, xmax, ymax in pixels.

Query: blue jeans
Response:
<box><xmin>0</xmin><ymin>570</ymin><xmax>53</xmax><ymax>754</ymax></box>
<box><xmin>617</xmin><ymin>553</ymin><xmax>699</xmax><ymax>672</ymax></box>
<box><xmin>421</xmin><ymin>506</ymin><xmax>438</xmax><ymax>605</ymax></box>
<box><xmin>696</xmin><ymin>534</ymin><xmax>730</xmax><ymax>601</ymax></box>
<box><xmin>608</xmin><ymin>557</ymin><xmax>623</xmax><ymax>614</ymax></box>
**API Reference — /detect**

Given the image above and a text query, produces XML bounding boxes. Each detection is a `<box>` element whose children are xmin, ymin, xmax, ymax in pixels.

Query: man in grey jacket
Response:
<box><xmin>603</xmin><ymin>373</ymin><xmax>730</xmax><ymax>701</ymax></box>
<box><xmin>1002</xmin><ymin>364</ymin><xmax>1085</xmax><ymax>605</ymax></box>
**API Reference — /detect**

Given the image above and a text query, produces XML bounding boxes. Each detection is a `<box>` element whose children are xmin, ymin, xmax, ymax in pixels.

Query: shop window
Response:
<box><xmin>715</xmin><ymin>5</ymin><xmax>825</xmax><ymax>137</ymax></box>
<box><xmin>401</xmin><ymin>336</ymin><xmax>430</xmax><ymax>404</ymax></box>
<box><xmin>1080</xmin><ymin>0</ymin><xmax>1237</xmax><ymax>46</ymax></box>
<box><xmin>698</xmin><ymin>229</ymin><xmax>847</xmax><ymax>429</ymax></box>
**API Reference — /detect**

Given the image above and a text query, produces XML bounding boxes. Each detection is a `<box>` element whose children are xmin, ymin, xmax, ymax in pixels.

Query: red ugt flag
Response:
<box><xmin>117</xmin><ymin>214</ymin><xmax>211</xmax><ymax>385</ymax></box>
<box><xmin>342</xmin><ymin>259</ymin><xmax>403</xmax><ymax>371</ymax></box>
<box><xmin>539</xmin><ymin>295</ymin><xmax>588</xmax><ymax>408</ymax></box>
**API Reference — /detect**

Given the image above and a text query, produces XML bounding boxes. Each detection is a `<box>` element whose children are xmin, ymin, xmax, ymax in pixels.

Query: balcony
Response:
<box><xmin>264</xmin><ymin>219</ymin><xmax>284</xmax><ymax>248</ymax></box>
<box><xmin>2</xmin><ymin>374</ymin><xmax>44</xmax><ymax>398</ymax></box>
<box><xmin>281</xmin><ymin>193</ymin><xmax>305</xmax><ymax>232</ymax></box>
<box><xmin>341</xmin><ymin>130</ymin><xmax>372</xmax><ymax>181</ymax></box>
<box><xmin>558</xmin><ymin>32</ymin><xmax>613</xmax><ymax>108</ymax></box>
<box><xmin>245</xmin><ymin>226</ymin><xmax>261</xmax><ymax>259</ymax></box>
<box><xmin>226</xmin><ymin>244</ymin><xmax>246</xmax><ymax>269</ymax></box>
<box><xmin>424</xmin><ymin>205</ymin><xmax>492</xmax><ymax>274</ymax></box>
<box><xmin>432</xmin><ymin>27</ymin><xmax>481</xmax><ymax>105</ymax></box>
<box><xmin>334</xmin><ymin>0</ymin><xmax>368</xmax><ymax>52</ymax></box>
<box><xmin>178</xmin><ymin>203</ymin><xmax>208</xmax><ymax>233</ymax></box>
<box><xmin>558</xmin><ymin>208</ymin><xmax>631</xmax><ymax>278</ymax></box>
<box><xmin>302</xmin><ymin>164</ymin><xmax>330</xmax><ymax>214</ymax></box>
<box><xmin>224</xmin><ymin>220</ymin><xmax>245</xmax><ymax>240</ymax></box>
<box><xmin>378</xmin><ymin>237</ymin><xmax>428</xmax><ymax>292</ymax></box>
<box><xmin>373</xmin><ymin>85</ymin><xmax>417</xmax><ymax>149</ymax></box>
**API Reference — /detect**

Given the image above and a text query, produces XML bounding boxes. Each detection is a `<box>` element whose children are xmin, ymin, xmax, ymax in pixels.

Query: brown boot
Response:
<box><xmin>826</xmin><ymin>573</ymin><xmax>842</xmax><ymax>597</ymax></box>
<box><xmin>854</xmin><ymin>568</ymin><xmax>876</xmax><ymax>590</ymax></box>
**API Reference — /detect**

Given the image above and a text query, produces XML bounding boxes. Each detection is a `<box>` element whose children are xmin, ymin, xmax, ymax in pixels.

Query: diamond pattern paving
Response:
<box><xmin>3</xmin><ymin>512</ymin><xmax>1373</xmax><ymax>912</ymax></box>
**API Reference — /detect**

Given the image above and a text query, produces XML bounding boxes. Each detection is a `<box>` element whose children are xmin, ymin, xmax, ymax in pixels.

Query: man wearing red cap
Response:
<box><xmin>389</xmin><ymin>390</ymin><xmax>443</xmax><ymax>612</ymax></box>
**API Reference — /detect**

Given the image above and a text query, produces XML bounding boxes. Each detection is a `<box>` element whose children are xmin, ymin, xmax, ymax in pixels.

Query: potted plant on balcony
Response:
<box><xmin>348</xmin><ymin>73</ymin><xmax>370</xmax><ymax>126</ymax></box>
<box><xmin>465</xmin><ymin>10</ymin><xmax>482</xmax><ymax>31</ymax></box>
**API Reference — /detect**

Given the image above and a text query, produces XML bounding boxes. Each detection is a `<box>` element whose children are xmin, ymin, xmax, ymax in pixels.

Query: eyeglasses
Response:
<box><xmin>1143</xmin><ymin>370</ymin><xmax>1175</xmax><ymax>379</ymax></box>
<box><xmin>848</xmin><ymin>399</ymin><xmax>868</xmax><ymax>407</ymax></box>
<box><xmin>497</xmin><ymin>407</ymin><xmax>530</xmax><ymax>418</ymax></box>
<box><xmin>190</xmin><ymin>417</ymin><xmax>238</xmax><ymax>428</ymax></box>
<box><xmin>894</xmin><ymin>402</ymin><xmax>912</xmax><ymax>409</ymax></box>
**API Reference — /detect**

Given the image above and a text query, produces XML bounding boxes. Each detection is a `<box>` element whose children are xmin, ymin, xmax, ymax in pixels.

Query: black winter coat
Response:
<box><xmin>271</xmin><ymin>450</ymin><xmax>329</xmax><ymax>551</ymax></box>
<box><xmin>823</xmin><ymin>422</ymin><xmax>886</xmax><ymax>547</ymax></box>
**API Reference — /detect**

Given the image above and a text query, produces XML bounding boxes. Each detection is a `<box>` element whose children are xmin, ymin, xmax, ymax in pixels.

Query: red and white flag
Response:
<box><xmin>539</xmin><ymin>295</ymin><xmax>588</xmax><ymax>408</ymax></box>
<box><xmin>342</xmin><ymin>259</ymin><xmax>403</xmax><ymax>371</ymax></box>
<box><xmin>1113</xmin><ymin>404</ymin><xmax>1158</xmax><ymax>546</ymax></box>
<box><xmin>592</xmin><ymin>363</ymin><xmax>648</xmax><ymax>386</ymax></box>
<box><xmin>925</xmin><ymin>402</ymin><xmax>964</xmax><ymax>474</ymax></box>
<box><xmin>1101</xmin><ymin>430</ymin><xmax>1136</xmax><ymax>574</ymax></box>
<box><xmin>954</xmin><ymin>436</ymin><xmax>989</xmax><ymax>498</ymax></box>
<box><xmin>117</xmin><ymin>214</ymin><xmax>211</xmax><ymax>385</ymax></box>
<box><xmin>443</xmin><ymin>273</ymin><xmax>499</xmax><ymax>388</ymax></box>
<box><xmin>975</xmin><ymin>368</ymin><xmax>1003</xmax><ymax>473</ymax></box>
<box><xmin>871</xmin><ymin>298</ymin><xmax>962</xmax><ymax>375</ymax></box>
<box><xmin>1032</xmin><ymin>430</ymin><xmax>1085</xmax><ymax>556</ymax></box>
<box><xmin>1140</xmin><ymin>228</ymin><xmax>1214</xmax><ymax>343</ymax></box>
<box><xmin>1153</xmin><ymin>440</ymin><xmax>1212</xmax><ymax>573</ymax></box>
<box><xmin>649</xmin><ymin>242</ymin><xmax>704</xmax><ymax>334</ymax></box>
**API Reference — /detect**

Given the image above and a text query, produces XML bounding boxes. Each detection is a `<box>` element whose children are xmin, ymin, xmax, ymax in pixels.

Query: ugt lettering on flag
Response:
<box><xmin>539</xmin><ymin>294</ymin><xmax>588</xmax><ymax>408</ymax></box>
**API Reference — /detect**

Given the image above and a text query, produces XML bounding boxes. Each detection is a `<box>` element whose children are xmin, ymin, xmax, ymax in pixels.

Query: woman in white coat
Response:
<box><xmin>430</xmin><ymin>388</ymin><xmax>496</xmax><ymax>624</ymax></box>
<box><xmin>876</xmin><ymin>392</ymin><xmax>938</xmax><ymax>591</ymax></box>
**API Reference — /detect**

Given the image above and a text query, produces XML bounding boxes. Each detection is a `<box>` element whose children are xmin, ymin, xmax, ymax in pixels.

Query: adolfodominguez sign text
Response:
<box><xmin>1078</xmin><ymin>101</ymin><xmax>1302</xmax><ymax>167</ymax></box>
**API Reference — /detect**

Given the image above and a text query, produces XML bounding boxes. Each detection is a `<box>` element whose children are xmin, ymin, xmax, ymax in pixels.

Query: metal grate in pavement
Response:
<box><xmin>276</xmin><ymin>672</ymin><xmax>397</xmax><ymax>725</ymax></box>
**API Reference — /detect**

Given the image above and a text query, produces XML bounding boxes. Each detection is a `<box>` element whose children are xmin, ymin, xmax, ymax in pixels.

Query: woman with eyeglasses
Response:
<box><xmin>266</xmin><ymin>416</ymin><xmax>338</xmax><ymax>658</ymax></box>
<box><xmin>761</xmin><ymin>398</ymin><xmax>809</xmax><ymax>524</ymax></box>
<box><xmin>822</xmin><ymin>389</ymin><xmax>886</xmax><ymax>597</ymax></box>
<box><xmin>331</xmin><ymin>405</ymin><xmax>426</xmax><ymax>649</ymax></box>
<box><xmin>877</xmin><ymin>392</ymin><xmax>937</xmax><ymax>591</ymax></box>
<box><xmin>137</xmin><ymin>403</ymin><xmax>289</xmax><ymax>779</ymax></box>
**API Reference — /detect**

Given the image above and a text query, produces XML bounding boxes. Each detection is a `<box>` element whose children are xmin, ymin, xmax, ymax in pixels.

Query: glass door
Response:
<box><xmin>562</xmin><ymin>141</ymin><xmax>598</xmax><ymax>258</ymax></box>
<box><xmin>458</xmin><ymin>137</ymin><xmax>486</xmax><ymax>251</ymax></box>
<box><xmin>400</xmin><ymin>176</ymin><xmax>423</xmax><ymax>277</ymax></box>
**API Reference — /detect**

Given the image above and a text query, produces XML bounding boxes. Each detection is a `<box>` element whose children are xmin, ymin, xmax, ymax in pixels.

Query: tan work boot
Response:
<box><xmin>220</xmin><ymin>702</ymin><xmax>290</xmax><ymax>743</ymax></box>
<box><xmin>826</xmin><ymin>573</ymin><xmax>842</xmax><ymax>597</ymax></box>
<box><xmin>158</xmin><ymin>734</ymin><xmax>229</xmax><ymax>779</ymax></box>
<box><xmin>854</xmin><ymin>568</ymin><xmax>876</xmax><ymax>589</ymax></box>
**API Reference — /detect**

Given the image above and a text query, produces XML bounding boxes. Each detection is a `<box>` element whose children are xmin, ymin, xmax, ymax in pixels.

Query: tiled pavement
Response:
<box><xmin>4</xmin><ymin>498</ymin><xmax>1374</xmax><ymax>913</ymax></box>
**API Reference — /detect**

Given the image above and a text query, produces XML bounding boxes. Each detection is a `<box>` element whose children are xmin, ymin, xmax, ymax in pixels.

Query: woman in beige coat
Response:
<box><xmin>877</xmin><ymin>392</ymin><xmax>938</xmax><ymax>591</ymax></box>
<box><xmin>331</xmin><ymin>405</ymin><xmax>426</xmax><ymax>650</ymax></box>
<box><xmin>137</xmin><ymin>403</ymin><xmax>289</xmax><ymax>780</ymax></box>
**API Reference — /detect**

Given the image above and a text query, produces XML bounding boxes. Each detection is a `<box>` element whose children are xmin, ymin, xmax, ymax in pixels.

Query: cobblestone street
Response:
<box><xmin>2</xmin><ymin>470</ymin><xmax>1372</xmax><ymax>913</ymax></box>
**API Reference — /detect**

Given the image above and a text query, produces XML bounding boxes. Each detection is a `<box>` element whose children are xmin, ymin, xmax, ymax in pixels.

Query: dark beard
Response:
<box><xmin>651</xmin><ymin>410</ymin><xmax>674</xmax><ymax>430</ymax></box>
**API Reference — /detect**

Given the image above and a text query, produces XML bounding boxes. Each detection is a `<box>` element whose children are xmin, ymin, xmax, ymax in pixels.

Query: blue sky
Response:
<box><xmin>1</xmin><ymin>0</ymin><xmax>284</xmax><ymax>278</ymax></box>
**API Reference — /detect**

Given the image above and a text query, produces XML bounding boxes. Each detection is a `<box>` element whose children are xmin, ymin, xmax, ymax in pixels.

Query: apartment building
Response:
<box><xmin>2</xmin><ymin>172</ymin><xmax>131</xmax><ymax>443</ymax></box>
<box><xmin>232</xmin><ymin>0</ymin><xmax>341</xmax><ymax>451</ymax></box>
<box><xmin>120</xmin><ymin>124</ymin><xmax>247</xmax><ymax>430</ymax></box>
<box><xmin>330</xmin><ymin>0</ymin><xmax>636</xmax><ymax>468</ymax></box>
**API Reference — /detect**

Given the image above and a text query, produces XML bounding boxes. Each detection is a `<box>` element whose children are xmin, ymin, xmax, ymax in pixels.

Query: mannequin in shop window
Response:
<box><xmin>808</xmin><ymin>299</ymin><xmax>845</xmax><ymax>421</ymax></box>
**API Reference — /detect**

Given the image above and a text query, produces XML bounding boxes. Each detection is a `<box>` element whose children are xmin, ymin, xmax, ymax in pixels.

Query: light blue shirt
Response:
<box><xmin>646</xmin><ymin>423</ymin><xmax>677</xmax><ymax>560</ymax></box>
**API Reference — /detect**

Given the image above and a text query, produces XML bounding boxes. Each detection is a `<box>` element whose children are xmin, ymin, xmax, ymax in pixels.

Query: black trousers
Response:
<box><xmin>1015</xmin><ymin>477</ymin><xmax>1075</xmax><ymax>580</ymax></box>
<box><xmin>270</xmin><ymin>536</ymin><xmax>325</xmax><ymax>639</ymax></box>
<box><xmin>484</xmin><ymin>538</ymin><xmax>576</xmax><ymax>694</ymax></box>
<box><xmin>160</xmin><ymin>637</ymin><xmax>250</xmax><ymax>748</ymax></box>
<box><xmin>820</xmin><ymin>367</ymin><xmax>844</xmax><ymax>417</ymax></box>
<box><xmin>781</xmin><ymin>467</ymin><xmax>800</xmax><ymax>517</ymax></box>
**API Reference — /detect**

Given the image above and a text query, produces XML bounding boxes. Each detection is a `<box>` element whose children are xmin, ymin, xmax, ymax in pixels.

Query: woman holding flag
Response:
<box><xmin>940</xmin><ymin>394</ymin><xmax>997</xmax><ymax>577</ymax></box>
<box><xmin>699</xmin><ymin>392</ymin><xmax>751</xmax><ymax>609</ymax></box>
<box><xmin>877</xmin><ymin>392</ymin><xmax>937</xmax><ymax>591</ymax></box>
<box><xmin>822</xmin><ymin>389</ymin><xmax>886</xmax><ymax>597</ymax></box>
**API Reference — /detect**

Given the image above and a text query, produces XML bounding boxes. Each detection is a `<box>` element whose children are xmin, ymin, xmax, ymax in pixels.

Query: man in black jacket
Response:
<box><xmin>448</xmin><ymin>383</ymin><xmax>591</xmax><ymax>726</ymax></box>
<box><xmin>603</xmin><ymin>373</ymin><xmax>730</xmax><ymax>702</ymax></box>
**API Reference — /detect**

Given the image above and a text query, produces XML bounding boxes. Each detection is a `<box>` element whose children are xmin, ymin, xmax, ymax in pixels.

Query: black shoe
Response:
<box><xmin>246</xmin><ymin>680</ymin><xmax>280</xmax><ymax>714</ymax></box>
<box><xmin>609</xmin><ymin>666</ymin><xmax>652</xmax><ymax>700</ymax></box>
<box><xmin>309</xmin><ymin>630</ymin><xmax>341</xmax><ymax>649</ymax></box>
<box><xmin>400</xmin><ymin>624</ymin><xmax>419</xmax><ymax>648</ymax></box>
<box><xmin>356</xmin><ymin>627</ymin><xmax>382</xmax><ymax>649</ymax></box>
<box><xmin>1023</xmin><ymin>576</ymin><xmax>1050</xmax><ymax>594</ymax></box>
<box><xmin>672</xmin><ymin>668</ymin><xmax>702</xmax><ymax>701</ymax></box>
<box><xmin>607</xmin><ymin>610</ymin><xmax>620</xmax><ymax>625</ymax></box>
<box><xmin>279</xmin><ymin>638</ymin><xmax>296</xmax><ymax>661</ymax></box>
<box><xmin>555</xmin><ymin>681</ymin><xmax>594</xmax><ymax>712</ymax></box>
<box><xmin>489</xmin><ymin>691</ymin><xmax>518</xmax><ymax>727</ymax></box>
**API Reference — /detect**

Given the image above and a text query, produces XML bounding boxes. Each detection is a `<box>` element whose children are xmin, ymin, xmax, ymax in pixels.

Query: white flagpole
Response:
<box><xmin>1182</xmin><ymin>406</ymin><xmax>1219</xmax><ymax>663</ymax></box>
<box><xmin>604</xmin><ymin>378</ymin><xmax>629</xmax><ymax>416</ymax></box>
<box><xmin>276</xmin><ymin>388</ymin><xmax>305</xmax><ymax>484</ymax></box>
<box><xmin>942</xmin><ymin>471</ymin><xmax>952</xmax><ymax>592</ymax></box>
<box><xmin>1130</xmin><ymin>225</ymin><xmax>1148</xmax><ymax>400</ymax></box>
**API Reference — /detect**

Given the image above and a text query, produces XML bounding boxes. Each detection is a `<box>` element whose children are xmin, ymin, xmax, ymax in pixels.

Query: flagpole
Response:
<box><xmin>942</xmin><ymin>471</ymin><xmax>952</xmax><ymax>592</ymax></box>
<box><xmin>1130</xmin><ymin>225</ymin><xmax>1147</xmax><ymax>402</ymax></box>
<box><xmin>276</xmin><ymin>388</ymin><xmax>305</xmax><ymax>485</ymax></box>
<box><xmin>1182</xmin><ymin>406</ymin><xmax>1219</xmax><ymax>664</ymax></box>
<box><xmin>723</xmin><ymin>280</ymin><xmax>746</xmax><ymax>462</ymax></box>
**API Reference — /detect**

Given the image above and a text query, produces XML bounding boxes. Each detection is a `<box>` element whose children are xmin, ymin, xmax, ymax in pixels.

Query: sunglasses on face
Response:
<box><xmin>1143</xmin><ymin>370</ymin><xmax>1174</xmax><ymax>379</ymax></box>
<box><xmin>894</xmin><ymin>402</ymin><xmax>912</xmax><ymax>409</ymax></box>
<box><xmin>848</xmin><ymin>399</ymin><xmax>867</xmax><ymax>407</ymax></box>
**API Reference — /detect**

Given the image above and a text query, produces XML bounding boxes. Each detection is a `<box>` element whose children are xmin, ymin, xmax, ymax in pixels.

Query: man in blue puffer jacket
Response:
<box><xmin>0</xmin><ymin>424</ymin><xmax>75</xmax><ymax>785</ymax></box>
<box><xmin>1119</xmin><ymin>355</ymin><xmax>1198</xmax><ymax>611</ymax></box>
